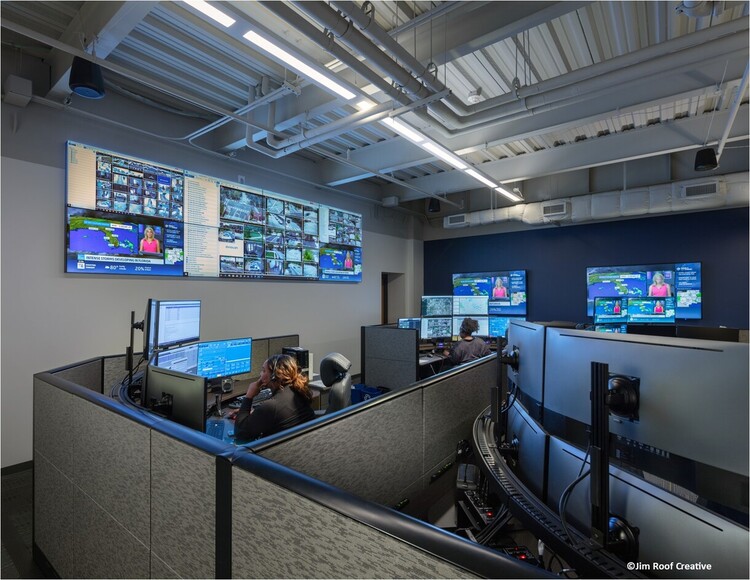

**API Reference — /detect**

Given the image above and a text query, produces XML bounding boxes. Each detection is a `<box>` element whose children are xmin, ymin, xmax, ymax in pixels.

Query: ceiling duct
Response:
<box><xmin>679</xmin><ymin>180</ymin><xmax>723</xmax><ymax>199</ymax></box>
<box><xmin>442</xmin><ymin>173</ymin><xmax>747</xmax><ymax>229</ymax></box>
<box><xmin>541</xmin><ymin>200</ymin><xmax>570</xmax><ymax>221</ymax></box>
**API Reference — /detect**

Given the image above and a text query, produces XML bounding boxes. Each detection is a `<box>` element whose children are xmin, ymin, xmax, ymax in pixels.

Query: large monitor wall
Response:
<box><xmin>65</xmin><ymin>141</ymin><xmax>363</xmax><ymax>281</ymax></box>
<box><xmin>423</xmin><ymin>208</ymin><xmax>749</xmax><ymax>328</ymax></box>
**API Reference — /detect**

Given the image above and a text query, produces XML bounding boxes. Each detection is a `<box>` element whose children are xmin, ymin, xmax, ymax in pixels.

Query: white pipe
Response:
<box><xmin>717</xmin><ymin>62</ymin><xmax>749</xmax><ymax>159</ymax></box>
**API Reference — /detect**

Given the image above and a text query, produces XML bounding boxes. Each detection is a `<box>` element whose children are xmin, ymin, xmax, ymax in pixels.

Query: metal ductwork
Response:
<box><xmin>443</xmin><ymin>173</ymin><xmax>748</xmax><ymax>228</ymax></box>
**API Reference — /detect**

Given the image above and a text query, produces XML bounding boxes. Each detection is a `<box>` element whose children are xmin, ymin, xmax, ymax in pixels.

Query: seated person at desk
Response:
<box><xmin>443</xmin><ymin>317</ymin><xmax>491</xmax><ymax>364</ymax></box>
<box><xmin>230</xmin><ymin>354</ymin><xmax>315</xmax><ymax>442</ymax></box>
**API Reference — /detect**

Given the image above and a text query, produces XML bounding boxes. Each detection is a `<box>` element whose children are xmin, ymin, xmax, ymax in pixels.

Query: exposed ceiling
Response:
<box><xmin>2</xmin><ymin>0</ymin><xmax>749</xmax><ymax>217</ymax></box>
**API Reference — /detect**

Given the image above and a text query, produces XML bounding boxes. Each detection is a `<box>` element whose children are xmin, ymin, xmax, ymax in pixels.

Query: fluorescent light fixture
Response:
<box><xmin>496</xmin><ymin>186</ymin><xmax>523</xmax><ymax>202</ymax></box>
<box><xmin>356</xmin><ymin>100</ymin><xmax>375</xmax><ymax>111</ymax></box>
<box><xmin>464</xmin><ymin>168</ymin><xmax>498</xmax><ymax>189</ymax></box>
<box><xmin>184</xmin><ymin>0</ymin><xmax>235</xmax><ymax>28</ymax></box>
<box><xmin>243</xmin><ymin>30</ymin><xmax>356</xmax><ymax>100</ymax></box>
<box><xmin>422</xmin><ymin>142</ymin><xmax>467</xmax><ymax>170</ymax></box>
<box><xmin>382</xmin><ymin>117</ymin><xmax>424</xmax><ymax>144</ymax></box>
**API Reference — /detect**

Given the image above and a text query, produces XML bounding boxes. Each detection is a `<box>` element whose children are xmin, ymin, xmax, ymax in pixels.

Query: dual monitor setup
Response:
<box><xmin>138</xmin><ymin>298</ymin><xmax>252</xmax><ymax>433</ymax></box>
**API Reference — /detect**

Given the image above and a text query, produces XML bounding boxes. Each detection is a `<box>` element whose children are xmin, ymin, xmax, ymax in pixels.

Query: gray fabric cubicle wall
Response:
<box><xmin>254</xmin><ymin>355</ymin><xmax>496</xmax><ymax>510</ymax></box>
<box><xmin>362</xmin><ymin>325</ymin><xmax>419</xmax><ymax>389</ymax></box>
<box><xmin>33</xmin><ymin>347</ymin><xmax>545</xmax><ymax>579</ymax></box>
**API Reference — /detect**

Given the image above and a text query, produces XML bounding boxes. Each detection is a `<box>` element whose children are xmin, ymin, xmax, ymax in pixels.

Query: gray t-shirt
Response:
<box><xmin>449</xmin><ymin>337</ymin><xmax>491</xmax><ymax>364</ymax></box>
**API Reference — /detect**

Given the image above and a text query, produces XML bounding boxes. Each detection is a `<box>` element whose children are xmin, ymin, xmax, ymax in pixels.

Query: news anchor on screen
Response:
<box><xmin>139</xmin><ymin>226</ymin><xmax>161</xmax><ymax>254</ymax></box>
<box><xmin>492</xmin><ymin>277</ymin><xmax>508</xmax><ymax>299</ymax></box>
<box><xmin>648</xmin><ymin>272</ymin><xmax>671</xmax><ymax>297</ymax></box>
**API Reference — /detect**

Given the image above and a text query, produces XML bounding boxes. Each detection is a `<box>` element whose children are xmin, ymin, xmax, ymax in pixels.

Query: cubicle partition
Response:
<box><xmin>33</xmin><ymin>349</ymin><xmax>545</xmax><ymax>578</ymax></box>
<box><xmin>251</xmin><ymin>355</ymin><xmax>496</xmax><ymax>512</ymax></box>
<box><xmin>361</xmin><ymin>324</ymin><xmax>419</xmax><ymax>389</ymax></box>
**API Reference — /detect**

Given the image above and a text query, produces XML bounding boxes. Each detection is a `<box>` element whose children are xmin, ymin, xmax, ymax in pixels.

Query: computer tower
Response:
<box><xmin>282</xmin><ymin>346</ymin><xmax>311</xmax><ymax>378</ymax></box>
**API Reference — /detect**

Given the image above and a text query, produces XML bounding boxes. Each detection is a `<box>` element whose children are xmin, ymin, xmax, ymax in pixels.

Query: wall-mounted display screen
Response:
<box><xmin>421</xmin><ymin>296</ymin><xmax>453</xmax><ymax>317</ymax></box>
<box><xmin>452</xmin><ymin>316</ymin><xmax>489</xmax><ymax>337</ymax></box>
<box><xmin>586</xmin><ymin>262</ymin><xmax>701</xmax><ymax>319</ymax></box>
<box><xmin>66</xmin><ymin>142</ymin><xmax>362</xmax><ymax>281</ymax></box>
<box><xmin>452</xmin><ymin>270</ymin><xmax>527</xmax><ymax>316</ymax></box>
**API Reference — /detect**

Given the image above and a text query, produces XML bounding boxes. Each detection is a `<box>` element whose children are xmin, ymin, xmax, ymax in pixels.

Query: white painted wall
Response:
<box><xmin>1</xmin><ymin>110</ymin><xmax>423</xmax><ymax>468</ymax></box>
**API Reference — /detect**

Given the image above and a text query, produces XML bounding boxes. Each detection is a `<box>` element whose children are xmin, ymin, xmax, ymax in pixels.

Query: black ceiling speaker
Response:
<box><xmin>694</xmin><ymin>147</ymin><xmax>718</xmax><ymax>171</ymax></box>
<box><xmin>427</xmin><ymin>198</ymin><xmax>441</xmax><ymax>213</ymax></box>
<box><xmin>69</xmin><ymin>56</ymin><xmax>105</xmax><ymax>99</ymax></box>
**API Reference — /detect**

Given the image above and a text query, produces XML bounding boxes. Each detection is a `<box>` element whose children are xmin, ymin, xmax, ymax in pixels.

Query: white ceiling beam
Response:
<box><xmin>383</xmin><ymin>105</ymin><xmax>749</xmax><ymax>200</ymax></box>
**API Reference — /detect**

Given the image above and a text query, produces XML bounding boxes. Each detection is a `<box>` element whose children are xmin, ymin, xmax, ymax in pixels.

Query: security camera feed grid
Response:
<box><xmin>66</xmin><ymin>142</ymin><xmax>362</xmax><ymax>281</ymax></box>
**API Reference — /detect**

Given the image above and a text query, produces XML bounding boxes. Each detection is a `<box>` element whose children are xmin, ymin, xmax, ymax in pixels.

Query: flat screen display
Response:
<box><xmin>452</xmin><ymin>316</ymin><xmax>489</xmax><ymax>337</ymax></box>
<box><xmin>196</xmin><ymin>337</ymin><xmax>252</xmax><ymax>379</ymax></box>
<box><xmin>452</xmin><ymin>295</ymin><xmax>489</xmax><ymax>316</ymax></box>
<box><xmin>593</xmin><ymin>297</ymin><xmax>628</xmax><ymax>324</ymax></box>
<box><xmin>420</xmin><ymin>317</ymin><xmax>452</xmax><ymax>340</ymax></box>
<box><xmin>489</xmin><ymin>316</ymin><xmax>525</xmax><ymax>338</ymax></box>
<box><xmin>421</xmin><ymin>296</ymin><xmax>453</xmax><ymax>317</ymax></box>
<box><xmin>397</xmin><ymin>317</ymin><xmax>421</xmax><ymax>330</ymax></box>
<box><xmin>66</xmin><ymin>141</ymin><xmax>362</xmax><ymax>281</ymax></box>
<box><xmin>156</xmin><ymin>299</ymin><xmax>201</xmax><ymax>350</ymax></box>
<box><xmin>586</xmin><ymin>262</ymin><xmax>701</xmax><ymax>319</ymax></box>
<box><xmin>452</xmin><ymin>270</ymin><xmax>527</xmax><ymax>316</ymax></box>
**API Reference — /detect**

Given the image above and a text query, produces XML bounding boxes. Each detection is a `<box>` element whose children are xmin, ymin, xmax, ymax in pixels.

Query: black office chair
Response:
<box><xmin>319</xmin><ymin>352</ymin><xmax>352</xmax><ymax>414</ymax></box>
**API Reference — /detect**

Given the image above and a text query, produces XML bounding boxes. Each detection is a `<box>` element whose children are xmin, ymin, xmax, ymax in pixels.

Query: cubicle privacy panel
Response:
<box><xmin>34</xmin><ymin>353</ymin><xmax>546</xmax><ymax>579</ymax></box>
<box><xmin>361</xmin><ymin>325</ymin><xmax>419</xmax><ymax>389</ymax></box>
<box><xmin>49</xmin><ymin>356</ymin><xmax>104</xmax><ymax>394</ymax></box>
<box><xmin>34</xmin><ymin>374</ymin><xmax>153</xmax><ymax>578</ymax></box>
<box><xmin>252</xmin><ymin>355</ymin><xmax>496</xmax><ymax>511</ymax></box>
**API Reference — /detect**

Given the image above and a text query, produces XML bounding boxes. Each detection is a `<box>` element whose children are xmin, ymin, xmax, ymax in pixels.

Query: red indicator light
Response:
<box><xmin>520</xmin><ymin>554</ymin><xmax>526</xmax><ymax>559</ymax></box>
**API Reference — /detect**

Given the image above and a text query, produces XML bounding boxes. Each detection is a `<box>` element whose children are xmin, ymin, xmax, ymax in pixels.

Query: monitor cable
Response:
<box><xmin>558</xmin><ymin>445</ymin><xmax>591</xmax><ymax>549</ymax></box>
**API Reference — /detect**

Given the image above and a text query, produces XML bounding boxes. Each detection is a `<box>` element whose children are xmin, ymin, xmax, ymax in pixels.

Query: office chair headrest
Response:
<box><xmin>319</xmin><ymin>352</ymin><xmax>352</xmax><ymax>387</ymax></box>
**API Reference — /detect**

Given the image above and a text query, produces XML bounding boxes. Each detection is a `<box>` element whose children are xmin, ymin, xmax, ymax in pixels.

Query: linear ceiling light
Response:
<box><xmin>243</xmin><ymin>30</ymin><xmax>356</xmax><ymax>100</ymax></box>
<box><xmin>464</xmin><ymin>168</ymin><xmax>498</xmax><ymax>189</ymax></box>
<box><xmin>184</xmin><ymin>0</ymin><xmax>235</xmax><ymax>28</ymax></box>
<box><xmin>496</xmin><ymin>185</ymin><xmax>523</xmax><ymax>202</ymax></box>
<box><xmin>422</xmin><ymin>141</ymin><xmax>468</xmax><ymax>170</ymax></box>
<box><xmin>381</xmin><ymin>117</ymin><xmax>424</xmax><ymax>144</ymax></box>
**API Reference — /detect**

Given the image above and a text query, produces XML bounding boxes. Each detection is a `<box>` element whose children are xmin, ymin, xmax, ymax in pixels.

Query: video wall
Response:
<box><xmin>586</xmin><ymin>262</ymin><xmax>701</xmax><ymax>320</ymax></box>
<box><xmin>65</xmin><ymin>141</ymin><xmax>363</xmax><ymax>281</ymax></box>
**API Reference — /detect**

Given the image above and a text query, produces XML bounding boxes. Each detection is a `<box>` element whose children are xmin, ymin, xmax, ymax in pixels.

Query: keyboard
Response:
<box><xmin>206</xmin><ymin>419</ymin><xmax>225</xmax><ymax>439</ymax></box>
<box><xmin>227</xmin><ymin>388</ymin><xmax>273</xmax><ymax>409</ymax></box>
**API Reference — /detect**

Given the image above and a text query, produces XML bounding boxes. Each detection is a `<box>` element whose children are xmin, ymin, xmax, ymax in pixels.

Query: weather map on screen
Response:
<box><xmin>586</xmin><ymin>262</ymin><xmax>701</xmax><ymax>319</ymax></box>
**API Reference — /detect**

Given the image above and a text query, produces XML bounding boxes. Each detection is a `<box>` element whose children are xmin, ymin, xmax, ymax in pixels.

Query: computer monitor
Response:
<box><xmin>489</xmin><ymin>316</ymin><xmax>525</xmax><ymax>339</ymax></box>
<box><xmin>594</xmin><ymin>324</ymin><xmax>628</xmax><ymax>334</ymax></box>
<box><xmin>452</xmin><ymin>295</ymin><xmax>489</xmax><ymax>316</ymax></box>
<box><xmin>420</xmin><ymin>316</ymin><xmax>452</xmax><ymax>340</ymax></box>
<box><xmin>627</xmin><ymin>296</ymin><xmax>675</xmax><ymax>324</ymax></box>
<box><xmin>397</xmin><ymin>317</ymin><xmax>421</xmax><ymax>330</ymax></box>
<box><xmin>593</xmin><ymin>297</ymin><xmax>628</xmax><ymax>324</ymax></box>
<box><xmin>155</xmin><ymin>343</ymin><xmax>199</xmax><ymax>374</ymax></box>
<box><xmin>145</xmin><ymin>366</ymin><xmax>207</xmax><ymax>432</ymax></box>
<box><xmin>142</xmin><ymin>298</ymin><xmax>158</xmax><ymax>359</ymax></box>
<box><xmin>452</xmin><ymin>316</ymin><xmax>489</xmax><ymax>337</ymax></box>
<box><xmin>155</xmin><ymin>299</ymin><xmax>201</xmax><ymax>350</ymax></box>
<box><xmin>421</xmin><ymin>296</ymin><xmax>453</xmax><ymax>317</ymax></box>
<box><xmin>196</xmin><ymin>337</ymin><xmax>252</xmax><ymax>379</ymax></box>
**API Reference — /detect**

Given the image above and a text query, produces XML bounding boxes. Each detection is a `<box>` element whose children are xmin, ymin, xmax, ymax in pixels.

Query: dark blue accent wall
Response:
<box><xmin>424</xmin><ymin>208</ymin><xmax>749</xmax><ymax>328</ymax></box>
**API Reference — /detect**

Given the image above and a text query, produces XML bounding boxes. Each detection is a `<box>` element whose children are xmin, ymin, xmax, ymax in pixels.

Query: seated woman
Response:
<box><xmin>232</xmin><ymin>354</ymin><xmax>315</xmax><ymax>443</ymax></box>
<box><xmin>444</xmin><ymin>317</ymin><xmax>491</xmax><ymax>364</ymax></box>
